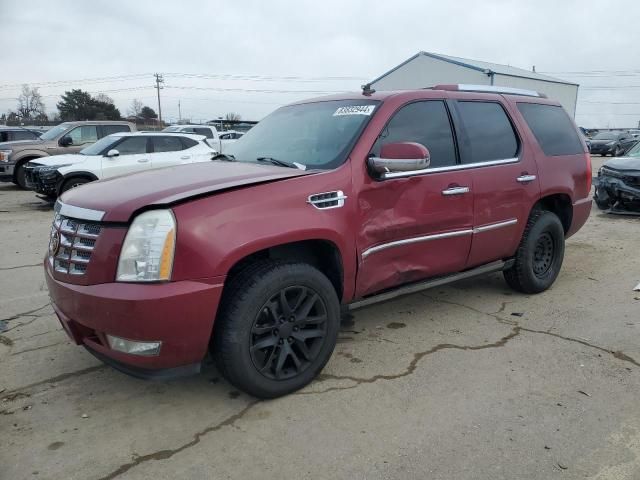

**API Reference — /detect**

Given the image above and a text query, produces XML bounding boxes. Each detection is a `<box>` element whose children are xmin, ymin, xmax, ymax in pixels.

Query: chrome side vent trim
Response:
<box><xmin>307</xmin><ymin>190</ymin><xmax>347</xmax><ymax>210</ymax></box>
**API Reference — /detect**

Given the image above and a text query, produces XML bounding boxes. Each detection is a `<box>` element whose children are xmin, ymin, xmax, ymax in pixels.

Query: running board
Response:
<box><xmin>346</xmin><ymin>259</ymin><xmax>514</xmax><ymax>311</ymax></box>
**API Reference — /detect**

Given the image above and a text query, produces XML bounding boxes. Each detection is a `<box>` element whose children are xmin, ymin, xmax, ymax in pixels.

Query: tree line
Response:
<box><xmin>2</xmin><ymin>85</ymin><xmax>242</xmax><ymax>126</ymax></box>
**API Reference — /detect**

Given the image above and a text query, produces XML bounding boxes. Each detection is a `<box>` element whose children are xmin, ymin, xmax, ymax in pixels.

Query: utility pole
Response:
<box><xmin>154</xmin><ymin>73</ymin><xmax>164</xmax><ymax>129</ymax></box>
<box><xmin>178</xmin><ymin>100</ymin><xmax>181</xmax><ymax>123</ymax></box>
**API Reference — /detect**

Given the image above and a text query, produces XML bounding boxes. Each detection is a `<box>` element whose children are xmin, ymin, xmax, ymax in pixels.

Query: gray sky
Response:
<box><xmin>1</xmin><ymin>0</ymin><xmax>639</xmax><ymax>127</ymax></box>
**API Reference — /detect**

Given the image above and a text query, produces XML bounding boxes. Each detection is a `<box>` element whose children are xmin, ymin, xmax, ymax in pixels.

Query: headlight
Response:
<box><xmin>37</xmin><ymin>164</ymin><xmax>72</xmax><ymax>172</ymax></box>
<box><xmin>116</xmin><ymin>210</ymin><xmax>176</xmax><ymax>282</ymax></box>
<box><xmin>0</xmin><ymin>149</ymin><xmax>12</xmax><ymax>162</ymax></box>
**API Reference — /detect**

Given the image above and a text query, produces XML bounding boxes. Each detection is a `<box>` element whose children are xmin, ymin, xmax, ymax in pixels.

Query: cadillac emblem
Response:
<box><xmin>49</xmin><ymin>230</ymin><xmax>60</xmax><ymax>256</ymax></box>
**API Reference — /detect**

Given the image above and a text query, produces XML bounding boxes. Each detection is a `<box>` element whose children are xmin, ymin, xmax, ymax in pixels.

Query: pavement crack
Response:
<box><xmin>3</xmin><ymin>365</ymin><xmax>107</xmax><ymax>397</ymax></box>
<box><xmin>0</xmin><ymin>263</ymin><xmax>42</xmax><ymax>271</ymax></box>
<box><xmin>96</xmin><ymin>400</ymin><xmax>260</xmax><ymax>480</ymax></box>
<box><xmin>298</xmin><ymin>326</ymin><xmax>522</xmax><ymax>395</ymax></box>
<box><xmin>1</xmin><ymin>303</ymin><xmax>51</xmax><ymax>324</ymax></box>
<box><xmin>10</xmin><ymin>340</ymin><xmax>69</xmax><ymax>356</ymax></box>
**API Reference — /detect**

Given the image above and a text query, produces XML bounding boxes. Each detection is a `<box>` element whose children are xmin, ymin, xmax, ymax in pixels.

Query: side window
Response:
<box><xmin>181</xmin><ymin>137</ymin><xmax>198</xmax><ymax>149</ymax></box>
<box><xmin>152</xmin><ymin>136</ymin><xmax>184</xmax><ymax>152</ymax></box>
<box><xmin>67</xmin><ymin>126</ymin><xmax>98</xmax><ymax>145</ymax></box>
<box><xmin>194</xmin><ymin>127</ymin><xmax>213</xmax><ymax>138</ymax></box>
<box><xmin>457</xmin><ymin>102</ymin><xmax>519</xmax><ymax>163</ymax></box>
<box><xmin>102</xmin><ymin>124</ymin><xmax>131</xmax><ymax>136</ymax></box>
<box><xmin>0</xmin><ymin>132</ymin><xmax>7</xmax><ymax>142</ymax></box>
<box><xmin>13</xmin><ymin>130</ymin><xmax>39</xmax><ymax>140</ymax></box>
<box><xmin>372</xmin><ymin>100</ymin><xmax>457</xmax><ymax>168</ymax></box>
<box><xmin>115</xmin><ymin>137</ymin><xmax>148</xmax><ymax>155</ymax></box>
<box><xmin>516</xmin><ymin>103</ymin><xmax>583</xmax><ymax>156</ymax></box>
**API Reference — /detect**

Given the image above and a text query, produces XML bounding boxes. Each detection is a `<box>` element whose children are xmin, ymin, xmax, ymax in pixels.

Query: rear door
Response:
<box><xmin>355</xmin><ymin>99</ymin><xmax>474</xmax><ymax>297</ymax></box>
<box><xmin>452</xmin><ymin>99</ymin><xmax>540</xmax><ymax>268</ymax></box>
<box><xmin>150</xmin><ymin>136</ymin><xmax>191</xmax><ymax>169</ymax></box>
<box><xmin>100</xmin><ymin>136</ymin><xmax>151</xmax><ymax>178</ymax></box>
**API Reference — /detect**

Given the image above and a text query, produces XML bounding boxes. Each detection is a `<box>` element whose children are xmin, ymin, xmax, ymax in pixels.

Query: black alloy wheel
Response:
<box><xmin>532</xmin><ymin>232</ymin><xmax>554</xmax><ymax>277</ymax></box>
<box><xmin>250</xmin><ymin>286</ymin><xmax>328</xmax><ymax>380</ymax></box>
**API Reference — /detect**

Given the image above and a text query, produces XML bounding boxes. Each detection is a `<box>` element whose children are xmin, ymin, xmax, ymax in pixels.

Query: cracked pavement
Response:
<box><xmin>2</xmin><ymin>158</ymin><xmax>640</xmax><ymax>480</ymax></box>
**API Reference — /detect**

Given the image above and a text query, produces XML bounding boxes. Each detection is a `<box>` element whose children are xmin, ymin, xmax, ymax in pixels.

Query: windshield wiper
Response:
<box><xmin>212</xmin><ymin>153</ymin><xmax>236</xmax><ymax>161</ymax></box>
<box><xmin>256</xmin><ymin>157</ymin><xmax>305</xmax><ymax>170</ymax></box>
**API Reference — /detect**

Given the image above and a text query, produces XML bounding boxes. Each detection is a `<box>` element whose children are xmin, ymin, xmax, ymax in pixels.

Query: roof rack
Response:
<box><xmin>432</xmin><ymin>84</ymin><xmax>546</xmax><ymax>98</ymax></box>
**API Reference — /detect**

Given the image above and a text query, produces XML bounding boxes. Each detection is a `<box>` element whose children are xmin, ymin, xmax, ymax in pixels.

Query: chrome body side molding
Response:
<box><xmin>361</xmin><ymin>229</ymin><xmax>473</xmax><ymax>259</ymax></box>
<box><xmin>473</xmin><ymin>218</ymin><xmax>518</xmax><ymax>234</ymax></box>
<box><xmin>381</xmin><ymin>157</ymin><xmax>519</xmax><ymax>180</ymax></box>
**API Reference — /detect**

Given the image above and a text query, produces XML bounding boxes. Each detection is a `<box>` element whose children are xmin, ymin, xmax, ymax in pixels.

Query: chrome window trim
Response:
<box><xmin>54</xmin><ymin>201</ymin><xmax>105</xmax><ymax>222</ymax></box>
<box><xmin>362</xmin><ymin>229</ymin><xmax>473</xmax><ymax>259</ymax></box>
<box><xmin>380</xmin><ymin>157</ymin><xmax>519</xmax><ymax>180</ymax></box>
<box><xmin>473</xmin><ymin>218</ymin><xmax>518</xmax><ymax>233</ymax></box>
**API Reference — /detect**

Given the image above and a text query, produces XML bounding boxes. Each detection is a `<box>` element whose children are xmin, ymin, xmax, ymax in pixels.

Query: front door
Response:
<box><xmin>63</xmin><ymin>125</ymin><xmax>99</xmax><ymax>153</ymax></box>
<box><xmin>101</xmin><ymin>136</ymin><xmax>151</xmax><ymax>178</ymax></box>
<box><xmin>355</xmin><ymin>100</ymin><xmax>474</xmax><ymax>297</ymax></box>
<box><xmin>452</xmin><ymin>100</ymin><xmax>540</xmax><ymax>268</ymax></box>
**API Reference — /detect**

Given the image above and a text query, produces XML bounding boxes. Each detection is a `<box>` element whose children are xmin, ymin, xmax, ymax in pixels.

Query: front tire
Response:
<box><xmin>60</xmin><ymin>177</ymin><xmax>90</xmax><ymax>194</ymax></box>
<box><xmin>504</xmin><ymin>210</ymin><xmax>565</xmax><ymax>294</ymax></box>
<box><xmin>213</xmin><ymin>261</ymin><xmax>340</xmax><ymax>398</ymax></box>
<box><xmin>14</xmin><ymin>163</ymin><xmax>27</xmax><ymax>189</ymax></box>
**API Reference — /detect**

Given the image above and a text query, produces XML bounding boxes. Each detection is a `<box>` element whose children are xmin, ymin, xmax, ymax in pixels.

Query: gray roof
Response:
<box><xmin>371</xmin><ymin>51</ymin><xmax>579</xmax><ymax>87</ymax></box>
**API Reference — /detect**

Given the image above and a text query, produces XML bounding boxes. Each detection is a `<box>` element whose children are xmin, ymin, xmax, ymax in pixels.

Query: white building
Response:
<box><xmin>370</xmin><ymin>52</ymin><xmax>579</xmax><ymax>116</ymax></box>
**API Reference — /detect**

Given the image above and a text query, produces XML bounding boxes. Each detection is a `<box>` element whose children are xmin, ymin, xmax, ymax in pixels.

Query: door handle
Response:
<box><xmin>516</xmin><ymin>174</ymin><xmax>536</xmax><ymax>183</ymax></box>
<box><xmin>180</xmin><ymin>155</ymin><xmax>191</xmax><ymax>160</ymax></box>
<box><xmin>442</xmin><ymin>186</ymin><xmax>470</xmax><ymax>196</ymax></box>
<box><xmin>137</xmin><ymin>158</ymin><xmax>149</xmax><ymax>163</ymax></box>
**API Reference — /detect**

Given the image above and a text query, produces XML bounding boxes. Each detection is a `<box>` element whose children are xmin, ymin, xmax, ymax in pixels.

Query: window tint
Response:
<box><xmin>115</xmin><ymin>136</ymin><xmax>148</xmax><ymax>155</ymax></box>
<box><xmin>102</xmin><ymin>124</ymin><xmax>131</xmax><ymax>136</ymax></box>
<box><xmin>181</xmin><ymin>137</ymin><xmax>198</xmax><ymax>149</ymax></box>
<box><xmin>67</xmin><ymin>126</ymin><xmax>98</xmax><ymax>145</ymax></box>
<box><xmin>517</xmin><ymin>103</ymin><xmax>583</xmax><ymax>156</ymax></box>
<box><xmin>194</xmin><ymin>127</ymin><xmax>213</xmax><ymax>138</ymax></box>
<box><xmin>456</xmin><ymin>102</ymin><xmax>518</xmax><ymax>163</ymax></box>
<box><xmin>372</xmin><ymin>100</ymin><xmax>457</xmax><ymax>168</ymax></box>
<box><xmin>0</xmin><ymin>132</ymin><xmax>7</xmax><ymax>142</ymax></box>
<box><xmin>13</xmin><ymin>130</ymin><xmax>39</xmax><ymax>140</ymax></box>
<box><xmin>153</xmin><ymin>136</ymin><xmax>184</xmax><ymax>152</ymax></box>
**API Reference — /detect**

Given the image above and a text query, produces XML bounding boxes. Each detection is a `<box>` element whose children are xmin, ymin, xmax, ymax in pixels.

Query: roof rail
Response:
<box><xmin>432</xmin><ymin>84</ymin><xmax>546</xmax><ymax>98</ymax></box>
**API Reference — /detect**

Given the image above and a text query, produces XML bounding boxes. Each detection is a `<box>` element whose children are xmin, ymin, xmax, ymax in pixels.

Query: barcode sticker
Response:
<box><xmin>333</xmin><ymin>105</ymin><xmax>376</xmax><ymax>116</ymax></box>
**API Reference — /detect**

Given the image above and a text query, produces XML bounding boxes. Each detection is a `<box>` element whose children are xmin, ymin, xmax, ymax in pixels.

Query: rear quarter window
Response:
<box><xmin>516</xmin><ymin>103</ymin><xmax>584</xmax><ymax>156</ymax></box>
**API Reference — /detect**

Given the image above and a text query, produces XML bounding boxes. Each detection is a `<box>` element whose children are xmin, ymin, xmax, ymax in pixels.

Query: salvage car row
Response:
<box><xmin>0</xmin><ymin>121</ymin><xmax>243</xmax><ymax>198</ymax></box>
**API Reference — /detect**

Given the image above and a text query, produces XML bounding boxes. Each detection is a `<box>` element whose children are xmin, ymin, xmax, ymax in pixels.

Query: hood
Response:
<box><xmin>29</xmin><ymin>153</ymin><xmax>88</xmax><ymax>167</ymax></box>
<box><xmin>0</xmin><ymin>139</ymin><xmax>45</xmax><ymax>149</ymax></box>
<box><xmin>603</xmin><ymin>156</ymin><xmax>640</xmax><ymax>172</ymax></box>
<box><xmin>59</xmin><ymin>161</ymin><xmax>317</xmax><ymax>222</ymax></box>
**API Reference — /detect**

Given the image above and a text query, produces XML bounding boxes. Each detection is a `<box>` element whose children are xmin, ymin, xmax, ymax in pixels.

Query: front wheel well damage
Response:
<box><xmin>533</xmin><ymin>194</ymin><xmax>573</xmax><ymax>234</ymax></box>
<box><xmin>225</xmin><ymin>240</ymin><xmax>344</xmax><ymax>302</ymax></box>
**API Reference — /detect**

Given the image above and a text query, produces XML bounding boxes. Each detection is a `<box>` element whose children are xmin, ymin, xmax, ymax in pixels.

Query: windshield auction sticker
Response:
<box><xmin>333</xmin><ymin>105</ymin><xmax>376</xmax><ymax>116</ymax></box>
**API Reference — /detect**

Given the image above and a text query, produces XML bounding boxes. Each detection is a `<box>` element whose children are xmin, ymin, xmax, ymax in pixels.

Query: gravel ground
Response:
<box><xmin>2</xmin><ymin>156</ymin><xmax>640</xmax><ymax>480</ymax></box>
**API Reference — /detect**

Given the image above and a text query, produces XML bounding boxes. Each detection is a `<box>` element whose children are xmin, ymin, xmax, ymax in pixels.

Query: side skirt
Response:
<box><xmin>346</xmin><ymin>259</ymin><xmax>514</xmax><ymax>311</ymax></box>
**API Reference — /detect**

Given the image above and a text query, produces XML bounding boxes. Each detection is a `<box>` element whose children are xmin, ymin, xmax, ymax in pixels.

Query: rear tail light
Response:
<box><xmin>585</xmin><ymin>153</ymin><xmax>592</xmax><ymax>194</ymax></box>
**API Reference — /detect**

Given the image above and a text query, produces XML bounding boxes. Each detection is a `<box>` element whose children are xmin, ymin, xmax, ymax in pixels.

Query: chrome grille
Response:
<box><xmin>49</xmin><ymin>213</ymin><xmax>102</xmax><ymax>276</ymax></box>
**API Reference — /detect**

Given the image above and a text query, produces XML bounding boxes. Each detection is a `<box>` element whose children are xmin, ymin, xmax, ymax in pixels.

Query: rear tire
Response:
<box><xmin>504</xmin><ymin>210</ymin><xmax>565</xmax><ymax>294</ymax></box>
<box><xmin>213</xmin><ymin>260</ymin><xmax>340</xmax><ymax>398</ymax></box>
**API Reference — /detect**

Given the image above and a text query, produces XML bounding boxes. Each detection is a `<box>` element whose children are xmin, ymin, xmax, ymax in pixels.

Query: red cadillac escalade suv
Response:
<box><xmin>45</xmin><ymin>85</ymin><xmax>592</xmax><ymax>397</ymax></box>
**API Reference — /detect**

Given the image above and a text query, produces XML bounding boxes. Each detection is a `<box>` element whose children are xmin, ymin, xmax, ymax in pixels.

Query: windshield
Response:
<box><xmin>79</xmin><ymin>135</ymin><xmax>121</xmax><ymax>155</ymax></box>
<box><xmin>593</xmin><ymin>132</ymin><xmax>618</xmax><ymax>140</ymax></box>
<box><xmin>227</xmin><ymin>99</ymin><xmax>379</xmax><ymax>170</ymax></box>
<box><xmin>162</xmin><ymin>126</ymin><xmax>182</xmax><ymax>132</ymax></box>
<box><xmin>39</xmin><ymin>123</ymin><xmax>72</xmax><ymax>141</ymax></box>
<box><xmin>626</xmin><ymin>142</ymin><xmax>640</xmax><ymax>157</ymax></box>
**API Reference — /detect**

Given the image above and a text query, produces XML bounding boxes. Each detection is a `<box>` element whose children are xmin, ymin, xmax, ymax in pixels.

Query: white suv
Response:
<box><xmin>24</xmin><ymin>132</ymin><xmax>215</xmax><ymax>198</ymax></box>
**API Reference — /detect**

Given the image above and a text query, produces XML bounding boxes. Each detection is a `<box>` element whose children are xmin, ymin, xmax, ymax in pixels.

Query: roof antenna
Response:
<box><xmin>361</xmin><ymin>83</ymin><xmax>376</xmax><ymax>96</ymax></box>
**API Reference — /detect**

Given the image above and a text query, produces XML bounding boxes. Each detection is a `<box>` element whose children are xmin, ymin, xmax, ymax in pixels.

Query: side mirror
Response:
<box><xmin>60</xmin><ymin>136</ymin><xmax>73</xmax><ymax>147</ymax></box>
<box><xmin>106</xmin><ymin>149</ymin><xmax>120</xmax><ymax>157</ymax></box>
<box><xmin>368</xmin><ymin>142</ymin><xmax>430</xmax><ymax>178</ymax></box>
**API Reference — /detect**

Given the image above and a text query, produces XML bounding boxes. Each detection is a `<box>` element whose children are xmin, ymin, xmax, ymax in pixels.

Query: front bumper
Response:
<box><xmin>595</xmin><ymin>170</ymin><xmax>640</xmax><ymax>211</ymax></box>
<box><xmin>589</xmin><ymin>144</ymin><xmax>615</xmax><ymax>155</ymax></box>
<box><xmin>24</xmin><ymin>164</ymin><xmax>61</xmax><ymax>195</ymax></box>
<box><xmin>0</xmin><ymin>162</ymin><xmax>15</xmax><ymax>181</ymax></box>
<box><xmin>45</xmin><ymin>263</ymin><xmax>226</xmax><ymax>376</ymax></box>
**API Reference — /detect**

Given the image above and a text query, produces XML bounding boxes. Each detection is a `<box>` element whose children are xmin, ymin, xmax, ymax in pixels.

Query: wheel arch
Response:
<box><xmin>224</xmin><ymin>239</ymin><xmax>345</xmax><ymax>302</ymax></box>
<box><xmin>57</xmin><ymin>171</ymin><xmax>99</xmax><ymax>196</ymax></box>
<box><xmin>12</xmin><ymin>153</ymin><xmax>48</xmax><ymax>181</ymax></box>
<box><xmin>533</xmin><ymin>193</ymin><xmax>573</xmax><ymax>234</ymax></box>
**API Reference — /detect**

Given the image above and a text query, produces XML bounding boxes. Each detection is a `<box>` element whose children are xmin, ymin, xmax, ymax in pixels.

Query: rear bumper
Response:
<box><xmin>567</xmin><ymin>197</ymin><xmax>592</xmax><ymax>238</ymax></box>
<box><xmin>45</xmin><ymin>263</ymin><xmax>225</xmax><ymax>375</ymax></box>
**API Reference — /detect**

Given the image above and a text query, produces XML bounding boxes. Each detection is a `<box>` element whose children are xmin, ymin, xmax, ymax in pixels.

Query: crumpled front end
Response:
<box><xmin>24</xmin><ymin>162</ymin><xmax>63</xmax><ymax>196</ymax></box>
<box><xmin>594</xmin><ymin>165</ymin><xmax>640</xmax><ymax>214</ymax></box>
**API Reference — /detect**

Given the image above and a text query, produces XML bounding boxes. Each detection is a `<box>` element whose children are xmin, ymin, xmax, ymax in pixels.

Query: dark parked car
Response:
<box><xmin>589</xmin><ymin>131</ymin><xmax>637</xmax><ymax>156</ymax></box>
<box><xmin>0</xmin><ymin>127</ymin><xmax>42</xmax><ymax>143</ymax></box>
<box><xmin>45</xmin><ymin>84</ymin><xmax>591</xmax><ymax>397</ymax></box>
<box><xmin>594</xmin><ymin>141</ymin><xmax>640</xmax><ymax>213</ymax></box>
